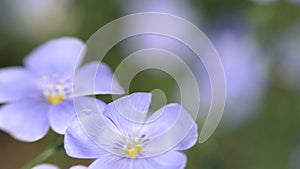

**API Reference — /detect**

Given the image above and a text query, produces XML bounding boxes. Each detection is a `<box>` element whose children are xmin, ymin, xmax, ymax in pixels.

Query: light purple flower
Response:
<box><xmin>65</xmin><ymin>92</ymin><xmax>198</xmax><ymax>169</ymax></box>
<box><xmin>0</xmin><ymin>37</ymin><xmax>124</xmax><ymax>142</ymax></box>
<box><xmin>250</xmin><ymin>0</ymin><xmax>277</xmax><ymax>4</ymax></box>
<box><xmin>196</xmin><ymin>29</ymin><xmax>269</xmax><ymax>126</ymax></box>
<box><xmin>251</xmin><ymin>0</ymin><xmax>300</xmax><ymax>4</ymax></box>
<box><xmin>119</xmin><ymin>0</ymin><xmax>203</xmax><ymax>63</ymax></box>
<box><xmin>33</xmin><ymin>164</ymin><xmax>87</xmax><ymax>169</ymax></box>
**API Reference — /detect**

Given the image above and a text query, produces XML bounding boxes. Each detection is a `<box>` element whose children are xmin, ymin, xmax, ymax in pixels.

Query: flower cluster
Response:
<box><xmin>0</xmin><ymin>37</ymin><xmax>198</xmax><ymax>169</ymax></box>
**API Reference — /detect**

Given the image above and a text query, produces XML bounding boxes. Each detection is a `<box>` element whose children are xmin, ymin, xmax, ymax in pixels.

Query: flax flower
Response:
<box><xmin>0</xmin><ymin>37</ymin><xmax>124</xmax><ymax>142</ymax></box>
<box><xmin>65</xmin><ymin>92</ymin><xmax>197</xmax><ymax>169</ymax></box>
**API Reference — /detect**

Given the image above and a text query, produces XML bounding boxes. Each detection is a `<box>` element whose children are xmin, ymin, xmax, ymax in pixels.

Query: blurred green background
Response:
<box><xmin>0</xmin><ymin>0</ymin><xmax>300</xmax><ymax>169</ymax></box>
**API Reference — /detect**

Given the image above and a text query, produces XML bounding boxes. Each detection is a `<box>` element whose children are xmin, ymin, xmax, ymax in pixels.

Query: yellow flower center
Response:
<box><xmin>43</xmin><ymin>85</ymin><xmax>66</xmax><ymax>104</ymax></box>
<box><xmin>124</xmin><ymin>139</ymin><xmax>143</xmax><ymax>158</ymax></box>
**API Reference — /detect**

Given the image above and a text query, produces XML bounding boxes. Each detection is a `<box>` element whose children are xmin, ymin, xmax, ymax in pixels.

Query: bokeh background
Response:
<box><xmin>0</xmin><ymin>0</ymin><xmax>300</xmax><ymax>169</ymax></box>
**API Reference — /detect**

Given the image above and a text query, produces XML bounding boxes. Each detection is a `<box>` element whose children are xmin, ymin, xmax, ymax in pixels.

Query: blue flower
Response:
<box><xmin>195</xmin><ymin>29</ymin><xmax>269</xmax><ymax>126</ymax></box>
<box><xmin>0</xmin><ymin>37</ymin><xmax>124</xmax><ymax>142</ymax></box>
<box><xmin>65</xmin><ymin>92</ymin><xmax>198</xmax><ymax>169</ymax></box>
<box><xmin>33</xmin><ymin>164</ymin><xmax>87</xmax><ymax>169</ymax></box>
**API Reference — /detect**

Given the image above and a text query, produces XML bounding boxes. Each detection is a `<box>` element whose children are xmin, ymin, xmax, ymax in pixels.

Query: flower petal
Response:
<box><xmin>173</xmin><ymin>123</ymin><xmax>198</xmax><ymax>151</ymax></box>
<box><xmin>89</xmin><ymin>151</ymin><xmax>186</xmax><ymax>169</ymax></box>
<box><xmin>48</xmin><ymin>100</ymin><xmax>76</xmax><ymax>135</ymax></box>
<box><xmin>64</xmin><ymin>114</ymin><xmax>107</xmax><ymax>159</ymax></box>
<box><xmin>142</xmin><ymin>104</ymin><xmax>198</xmax><ymax>156</ymax></box>
<box><xmin>73</xmin><ymin>62</ymin><xmax>124</xmax><ymax>96</ymax></box>
<box><xmin>50</xmin><ymin>97</ymin><xmax>107</xmax><ymax>135</ymax></box>
<box><xmin>0</xmin><ymin>67</ymin><xmax>39</xmax><ymax>103</ymax></box>
<box><xmin>64</xmin><ymin>99</ymin><xmax>115</xmax><ymax>159</ymax></box>
<box><xmin>88</xmin><ymin>154</ymin><xmax>129</xmax><ymax>169</ymax></box>
<box><xmin>136</xmin><ymin>151</ymin><xmax>187</xmax><ymax>169</ymax></box>
<box><xmin>102</xmin><ymin>92</ymin><xmax>151</xmax><ymax>135</ymax></box>
<box><xmin>70</xmin><ymin>165</ymin><xmax>88</xmax><ymax>169</ymax></box>
<box><xmin>0</xmin><ymin>99</ymin><xmax>49</xmax><ymax>142</ymax></box>
<box><xmin>32</xmin><ymin>164</ymin><xmax>59</xmax><ymax>169</ymax></box>
<box><xmin>24</xmin><ymin>37</ymin><xmax>86</xmax><ymax>78</ymax></box>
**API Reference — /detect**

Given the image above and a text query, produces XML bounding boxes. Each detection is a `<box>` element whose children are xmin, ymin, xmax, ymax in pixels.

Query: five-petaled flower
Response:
<box><xmin>65</xmin><ymin>92</ymin><xmax>198</xmax><ymax>169</ymax></box>
<box><xmin>0</xmin><ymin>37</ymin><xmax>124</xmax><ymax>142</ymax></box>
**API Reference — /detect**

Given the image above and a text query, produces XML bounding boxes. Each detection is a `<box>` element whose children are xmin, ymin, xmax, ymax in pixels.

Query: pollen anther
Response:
<box><xmin>43</xmin><ymin>85</ymin><xmax>66</xmax><ymax>104</ymax></box>
<box><xmin>124</xmin><ymin>139</ymin><xmax>143</xmax><ymax>158</ymax></box>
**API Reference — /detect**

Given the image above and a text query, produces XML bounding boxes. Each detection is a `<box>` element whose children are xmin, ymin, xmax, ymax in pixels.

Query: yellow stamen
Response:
<box><xmin>47</xmin><ymin>94</ymin><xmax>65</xmax><ymax>104</ymax></box>
<box><xmin>43</xmin><ymin>85</ymin><xmax>66</xmax><ymax>105</ymax></box>
<box><xmin>124</xmin><ymin>139</ymin><xmax>143</xmax><ymax>158</ymax></box>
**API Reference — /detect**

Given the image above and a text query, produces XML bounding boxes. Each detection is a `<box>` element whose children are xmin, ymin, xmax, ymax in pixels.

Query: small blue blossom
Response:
<box><xmin>196</xmin><ymin>29</ymin><xmax>269</xmax><ymax>126</ymax></box>
<box><xmin>0</xmin><ymin>37</ymin><xmax>124</xmax><ymax>142</ymax></box>
<box><xmin>65</xmin><ymin>92</ymin><xmax>198</xmax><ymax>169</ymax></box>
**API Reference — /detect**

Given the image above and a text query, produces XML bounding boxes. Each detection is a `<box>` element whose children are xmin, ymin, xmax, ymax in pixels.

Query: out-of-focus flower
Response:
<box><xmin>118</xmin><ymin>0</ymin><xmax>203</xmax><ymax>63</ymax></box>
<box><xmin>33</xmin><ymin>164</ymin><xmax>87</xmax><ymax>169</ymax></box>
<box><xmin>289</xmin><ymin>0</ymin><xmax>300</xmax><ymax>4</ymax></box>
<box><xmin>119</xmin><ymin>0</ymin><xmax>200</xmax><ymax>22</ymax></box>
<box><xmin>251</xmin><ymin>0</ymin><xmax>300</xmax><ymax>4</ymax></box>
<box><xmin>0</xmin><ymin>37</ymin><xmax>124</xmax><ymax>142</ymax></box>
<box><xmin>65</xmin><ymin>92</ymin><xmax>198</xmax><ymax>169</ymax></box>
<box><xmin>0</xmin><ymin>0</ymin><xmax>79</xmax><ymax>40</ymax></box>
<box><xmin>250</xmin><ymin>0</ymin><xmax>277</xmax><ymax>4</ymax></box>
<box><xmin>274</xmin><ymin>21</ymin><xmax>300</xmax><ymax>89</ymax></box>
<box><xmin>196</xmin><ymin>29</ymin><xmax>269</xmax><ymax>126</ymax></box>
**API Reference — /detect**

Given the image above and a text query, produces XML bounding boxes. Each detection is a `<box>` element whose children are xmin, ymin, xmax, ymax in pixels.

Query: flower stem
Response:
<box><xmin>20</xmin><ymin>143</ymin><xmax>64</xmax><ymax>169</ymax></box>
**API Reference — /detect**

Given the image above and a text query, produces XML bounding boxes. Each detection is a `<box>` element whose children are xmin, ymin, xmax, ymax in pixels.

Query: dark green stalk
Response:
<box><xmin>20</xmin><ymin>143</ymin><xmax>64</xmax><ymax>169</ymax></box>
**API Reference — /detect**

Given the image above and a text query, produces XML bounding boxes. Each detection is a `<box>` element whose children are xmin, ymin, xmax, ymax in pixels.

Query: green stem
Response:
<box><xmin>20</xmin><ymin>143</ymin><xmax>64</xmax><ymax>169</ymax></box>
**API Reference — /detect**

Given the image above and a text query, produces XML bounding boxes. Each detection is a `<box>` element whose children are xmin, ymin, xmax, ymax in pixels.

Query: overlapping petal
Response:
<box><xmin>65</xmin><ymin>112</ymin><xmax>119</xmax><ymax>158</ymax></box>
<box><xmin>49</xmin><ymin>97</ymin><xmax>107</xmax><ymax>136</ymax></box>
<box><xmin>24</xmin><ymin>37</ymin><xmax>86</xmax><ymax>78</ymax></box>
<box><xmin>0</xmin><ymin>99</ymin><xmax>50</xmax><ymax>142</ymax></box>
<box><xmin>73</xmin><ymin>62</ymin><xmax>124</xmax><ymax>97</ymax></box>
<box><xmin>65</xmin><ymin>98</ymin><xmax>118</xmax><ymax>158</ymax></box>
